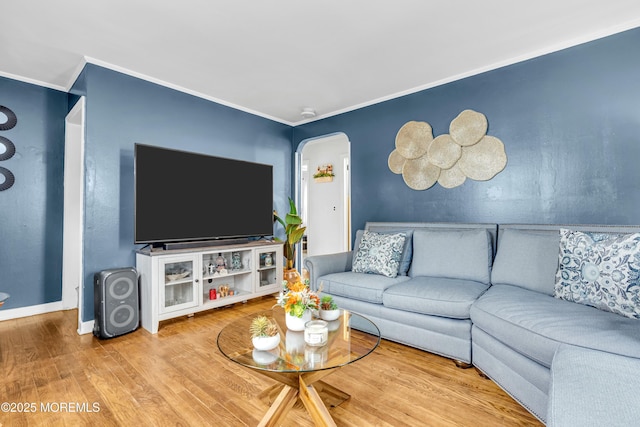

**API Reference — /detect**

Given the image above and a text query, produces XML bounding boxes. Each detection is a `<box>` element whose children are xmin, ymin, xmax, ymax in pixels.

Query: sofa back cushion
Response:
<box><xmin>491</xmin><ymin>228</ymin><xmax>560</xmax><ymax>296</ymax></box>
<box><xmin>409</xmin><ymin>228</ymin><xmax>492</xmax><ymax>284</ymax></box>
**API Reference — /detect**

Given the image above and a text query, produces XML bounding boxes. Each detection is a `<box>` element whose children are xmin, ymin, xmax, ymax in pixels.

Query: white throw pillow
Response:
<box><xmin>554</xmin><ymin>228</ymin><xmax>640</xmax><ymax>319</ymax></box>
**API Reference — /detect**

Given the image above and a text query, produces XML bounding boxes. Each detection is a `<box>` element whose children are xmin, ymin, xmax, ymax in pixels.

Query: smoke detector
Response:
<box><xmin>301</xmin><ymin>107</ymin><xmax>316</xmax><ymax>119</ymax></box>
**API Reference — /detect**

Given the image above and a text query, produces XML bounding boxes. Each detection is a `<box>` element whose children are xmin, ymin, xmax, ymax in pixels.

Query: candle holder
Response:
<box><xmin>304</xmin><ymin>320</ymin><xmax>328</xmax><ymax>347</ymax></box>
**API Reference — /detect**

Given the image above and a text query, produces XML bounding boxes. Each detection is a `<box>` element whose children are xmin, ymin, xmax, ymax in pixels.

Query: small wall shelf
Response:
<box><xmin>313</xmin><ymin>176</ymin><xmax>334</xmax><ymax>183</ymax></box>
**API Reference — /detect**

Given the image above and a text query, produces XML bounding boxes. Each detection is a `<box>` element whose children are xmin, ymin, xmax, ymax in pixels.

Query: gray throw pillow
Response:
<box><xmin>354</xmin><ymin>229</ymin><xmax>413</xmax><ymax>275</ymax></box>
<box><xmin>352</xmin><ymin>231</ymin><xmax>406</xmax><ymax>278</ymax></box>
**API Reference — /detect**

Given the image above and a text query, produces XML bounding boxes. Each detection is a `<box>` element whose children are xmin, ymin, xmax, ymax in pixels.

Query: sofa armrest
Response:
<box><xmin>547</xmin><ymin>344</ymin><xmax>640</xmax><ymax>426</ymax></box>
<box><xmin>304</xmin><ymin>251</ymin><xmax>353</xmax><ymax>291</ymax></box>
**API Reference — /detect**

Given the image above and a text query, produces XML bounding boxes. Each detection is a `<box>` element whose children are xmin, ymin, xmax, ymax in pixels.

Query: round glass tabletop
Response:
<box><xmin>217</xmin><ymin>306</ymin><xmax>380</xmax><ymax>373</ymax></box>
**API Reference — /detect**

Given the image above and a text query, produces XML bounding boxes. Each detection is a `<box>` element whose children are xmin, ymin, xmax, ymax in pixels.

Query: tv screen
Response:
<box><xmin>134</xmin><ymin>144</ymin><xmax>273</xmax><ymax>245</ymax></box>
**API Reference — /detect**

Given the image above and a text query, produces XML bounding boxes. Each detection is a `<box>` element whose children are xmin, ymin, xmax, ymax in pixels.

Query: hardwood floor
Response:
<box><xmin>0</xmin><ymin>296</ymin><xmax>542</xmax><ymax>426</ymax></box>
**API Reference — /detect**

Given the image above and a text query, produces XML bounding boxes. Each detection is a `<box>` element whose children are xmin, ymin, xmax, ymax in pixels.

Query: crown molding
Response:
<box><xmin>83</xmin><ymin>57</ymin><xmax>295</xmax><ymax>126</ymax></box>
<box><xmin>300</xmin><ymin>19</ymin><xmax>640</xmax><ymax>126</ymax></box>
<box><xmin>0</xmin><ymin>70</ymin><xmax>67</xmax><ymax>92</ymax></box>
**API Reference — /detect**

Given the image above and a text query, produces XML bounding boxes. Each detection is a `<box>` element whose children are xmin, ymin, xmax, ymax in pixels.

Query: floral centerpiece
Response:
<box><xmin>275</xmin><ymin>278</ymin><xmax>320</xmax><ymax>330</ymax></box>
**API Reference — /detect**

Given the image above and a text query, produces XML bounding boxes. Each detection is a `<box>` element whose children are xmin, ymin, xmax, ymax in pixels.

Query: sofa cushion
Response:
<box><xmin>554</xmin><ymin>228</ymin><xmax>640</xmax><ymax>319</ymax></box>
<box><xmin>352</xmin><ymin>231</ymin><xmax>406</xmax><ymax>278</ymax></box>
<box><xmin>383</xmin><ymin>277</ymin><xmax>490</xmax><ymax>319</ymax></box>
<box><xmin>470</xmin><ymin>285</ymin><xmax>640</xmax><ymax>368</ymax></box>
<box><xmin>355</xmin><ymin>229</ymin><xmax>414</xmax><ymax>276</ymax></box>
<box><xmin>491</xmin><ymin>228</ymin><xmax>560</xmax><ymax>296</ymax></box>
<box><xmin>409</xmin><ymin>228</ymin><xmax>492</xmax><ymax>284</ymax></box>
<box><xmin>318</xmin><ymin>271</ymin><xmax>410</xmax><ymax>304</ymax></box>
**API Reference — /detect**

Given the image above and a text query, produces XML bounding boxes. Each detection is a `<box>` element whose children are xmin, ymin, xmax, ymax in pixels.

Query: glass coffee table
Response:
<box><xmin>217</xmin><ymin>306</ymin><xmax>380</xmax><ymax>426</ymax></box>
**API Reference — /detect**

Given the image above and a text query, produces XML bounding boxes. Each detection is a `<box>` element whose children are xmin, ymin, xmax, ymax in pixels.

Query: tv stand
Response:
<box><xmin>162</xmin><ymin>238</ymin><xmax>250</xmax><ymax>251</ymax></box>
<box><xmin>136</xmin><ymin>240</ymin><xmax>283</xmax><ymax>333</ymax></box>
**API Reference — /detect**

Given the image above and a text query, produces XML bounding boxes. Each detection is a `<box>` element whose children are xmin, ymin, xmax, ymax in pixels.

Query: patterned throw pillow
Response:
<box><xmin>554</xmin><ymin>228</ymin><xmax>640</xmax><ymax>319</ymax></box>
<box><xmin>352</xmin><ymin>231</ymin><xmax>406</xmax><ymax>278</ymax></box>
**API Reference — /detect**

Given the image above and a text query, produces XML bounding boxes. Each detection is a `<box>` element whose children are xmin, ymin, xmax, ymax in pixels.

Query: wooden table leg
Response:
<box><xmin>299</xmin><ymin>376</ymin><xmax>338</xmax><ymax>427</ymax></box>
<box><xmin>255</xmin><ymin>368</ymin><xmax>351</xmax><ymax>426</ymax></box>
<box><xmin>257</xmin><ymin>384</ymin><xmax>298</xmax><ymax>427</ymax></box>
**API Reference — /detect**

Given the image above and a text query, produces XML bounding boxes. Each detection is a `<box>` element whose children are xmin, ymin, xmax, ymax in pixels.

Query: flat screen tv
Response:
<box><xmin>134</xmin><ymin>144</ymin><xmax>273</xmax><ymax>246</ymax></box>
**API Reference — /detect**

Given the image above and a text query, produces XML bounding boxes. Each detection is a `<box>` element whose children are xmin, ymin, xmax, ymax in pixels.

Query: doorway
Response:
<box><xmin>63</xmin><ymin>97</ymin><xmax>86</xmax><ymax>334</ymax></box>
<box><xmin>296</xmin><ymin>133</ymin><xmax>351</xmax><ymax>268</ymax></box>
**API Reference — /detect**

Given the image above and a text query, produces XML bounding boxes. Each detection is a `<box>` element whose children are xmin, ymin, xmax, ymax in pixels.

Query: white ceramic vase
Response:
<box><xmin>285</xmin><ymin>310</ymin><xmax>312</xmax><ymax>331</ymax></box>
<box><xmin>252</xmin><ymin>333</ymin><xmax>281</xmax><ymax>351</ymax></box>
<box><xmin>285</xmin><ymin>330</ymin><xmax>305</xmax><ymax>353</ymax></box>
<box><xmin>319</xmin><ymin>309</ymin><xmax>340</xmax><ymax>321</ymax></box>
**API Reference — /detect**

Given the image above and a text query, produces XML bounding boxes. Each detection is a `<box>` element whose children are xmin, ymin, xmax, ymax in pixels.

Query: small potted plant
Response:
<box><xmin>250</xmin><ymin>315</ymin><xmax>281</xmax><ymax>351</ymax></box>
<box><xmin>319</xmin><ymin>295</ymin><xmax>340</xmax><ymax>321</ymax></box>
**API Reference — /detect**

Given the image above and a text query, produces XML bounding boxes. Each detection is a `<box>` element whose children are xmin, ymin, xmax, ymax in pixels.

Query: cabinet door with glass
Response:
<box><xmin>158</xmin><ymin>255</ymin><xmax>200</xmax><ymax>314</ymax></box>
<box><xmin>255</xmin><ymin>245</ymin><xmax>283</xmax><ymax>294</ymax></box>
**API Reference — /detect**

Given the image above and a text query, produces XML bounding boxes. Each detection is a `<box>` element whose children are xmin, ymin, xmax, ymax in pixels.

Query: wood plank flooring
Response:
<box><xmin>0</xmin><ymin>296</ymin><xmax>542</xmax><ymax>426</ymax></box>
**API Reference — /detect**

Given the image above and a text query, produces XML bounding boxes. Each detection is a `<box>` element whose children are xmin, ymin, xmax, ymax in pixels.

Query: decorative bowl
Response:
<box><xmin>252</xmin><ymin>333</ymin><xmax>281</xmax><ymax>351</ymax></box>
<box><xmin>319</xmin><ymin>309</ymin><xmax>341</xmax><ymax>321</ymax></box>
<box><xmin>166</xmin><ymin>271</ymin><xmax>189</xmax><ymax>282</ymax></box>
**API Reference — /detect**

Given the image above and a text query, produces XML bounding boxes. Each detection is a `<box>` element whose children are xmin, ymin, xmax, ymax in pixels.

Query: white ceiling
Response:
<box><xmin>2</xmin><ymin>1</ymin><xmax>640</xmax><ymax>125</ymax></box>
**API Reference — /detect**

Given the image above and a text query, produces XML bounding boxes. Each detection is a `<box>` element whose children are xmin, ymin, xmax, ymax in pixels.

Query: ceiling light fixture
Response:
<box><xmin>301</xmin><ymin>107</ymin><xmax>316</xmax><ymax>119</ymax></box>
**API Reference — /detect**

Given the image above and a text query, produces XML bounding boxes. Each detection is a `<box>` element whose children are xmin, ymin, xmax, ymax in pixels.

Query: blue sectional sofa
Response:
<box><xmin>304</xmin><ymin>222</ymin><xmax>640</xmax><ymax>425</ymax></box>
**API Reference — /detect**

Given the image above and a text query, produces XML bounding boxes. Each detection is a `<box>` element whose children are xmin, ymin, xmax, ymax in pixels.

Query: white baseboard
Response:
<box><xmin>0</xmin><ymin>301</ymin><xmax>64</xmax><ymax>322</ymax></box>
<box><xmin>78</xmin><ymin>320</ymin><xmax>95</xmax><ymax>335</ymax></box>
<box><xmin>0</xmin><ymin>301</ymin><xmax>95</xmax><ymax>336</ymax></box>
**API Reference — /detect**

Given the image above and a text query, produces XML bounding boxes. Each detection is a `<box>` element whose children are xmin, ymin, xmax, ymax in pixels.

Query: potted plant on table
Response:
<box><xmin>319</xmin><ymin>295</ymin><xmax>340</xmax><ymax>321</ymax></box>
<box><xmin>274</xmin><ymin>197</ymin><xmax>306</xmax><ymax>283</ymax></box>
<box><xmin>275</xmin><ymin>278</ymin><xmax>320</xmax><ymax>331</ymax></box>
<box><xmin>250</xmin><ymin>315</ymin><xmax>281</xmax><ymax>351</ymax></box>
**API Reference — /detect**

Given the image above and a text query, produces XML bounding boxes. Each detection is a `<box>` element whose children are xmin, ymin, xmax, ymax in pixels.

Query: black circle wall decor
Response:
<box><xmin>0</xmin><ymin>167</ymin><xmax>15</xmax><ymax>191</ymax></box>
<box><xmin>0</xmin><ymin>136</ymin><xmax>16</xmax><ymax>161</ymax></box>
<box><xmin>0</xmin><ymin>106</ymin><xmax>17</xmax><ymax>131</ymax></box>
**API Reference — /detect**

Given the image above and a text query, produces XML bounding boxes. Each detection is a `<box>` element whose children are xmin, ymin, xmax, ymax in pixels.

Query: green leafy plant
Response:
<box><xmin>313</xmin><ymin>171</ymin><xmax>335</xmax><ymax>178</ymax></box>
<box><xmin>274</xmin><ymin>197</ymin><xmax>306</xmax><ymax>270</ymax></box>
<box><xmin>249</xmin><ymin>315</ymin><xmax>278</xmax><ymax>338</ymax></box>
<box><xmin>320</xmin><ymin>295</ymin><xmax>338</xmax><ymax>311</ymax></box>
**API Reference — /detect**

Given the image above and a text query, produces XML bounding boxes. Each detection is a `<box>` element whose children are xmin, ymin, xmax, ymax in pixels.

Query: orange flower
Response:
<box><xmin>275</xmin><ymin>279</ymin><xmax>320</xmax><ymax>316</ymax></box>
<box><xmin>288</xmin><ymin>281</ymin><xmax>308</xmax><ymax>293</ymax></box>
<box><xmin>284</xmin><ymin>294</ymin><xmax>300</xmax><ymax>312</ymax></box>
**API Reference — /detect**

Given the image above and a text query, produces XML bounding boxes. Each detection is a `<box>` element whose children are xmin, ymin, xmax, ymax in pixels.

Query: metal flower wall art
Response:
<box><xmin>388</xmin><ymin>110</ymin><xmax>507</xmax><ymax>190</ymax></box>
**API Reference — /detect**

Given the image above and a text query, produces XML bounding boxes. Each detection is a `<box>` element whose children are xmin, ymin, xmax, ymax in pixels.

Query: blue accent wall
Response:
<box><xmin>76</xmin><ymin>64</ymin><xmax>293</xmax><ymax>321</ymax></box>
<box><xmin>0</xmin><ymin>76</ymin><xmax>68</xmax><ymax>309</ymax></box>
<box><xmin>2</xmin><ymin>26</ymin><xmax>640</xmax><ymax>317</ymax></box>
<box><xmin>293</xmin><ymin>27</ymin><xmax>640</xmax><ymax>235</ymax></box>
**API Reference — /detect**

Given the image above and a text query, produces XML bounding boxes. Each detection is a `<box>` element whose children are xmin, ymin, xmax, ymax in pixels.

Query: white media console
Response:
<box><xmin>136</xmin><ymin>240</ymin><xmax>283</xmax><ymax>333</ymax></box>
